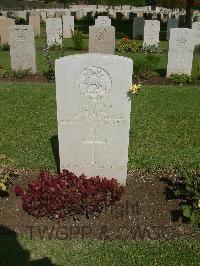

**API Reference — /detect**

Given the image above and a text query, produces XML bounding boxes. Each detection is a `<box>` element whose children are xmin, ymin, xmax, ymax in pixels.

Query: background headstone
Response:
<box><xmin>55</xmin><ymin>54</ymin><xmax>133</xmax><ymax>185</ymax></box>
<box><xmin>89</xmin><ymin>26</ymin><xmax>115</xmax><ymax>54</ymax></box>
<box><xmin>62</xmin><ymin>15</ymin><xmax>74</xmax><ymax>38</ymax></box>
<box><xmin>9</xmin><ymin>25</ymin><xmax>37</xmax><ymax>73</ymax></box>
<box><xmin>95</xmin><ymin>16</ymin><xmax>111</xmax><ymax>27</ymax></box>
<box><xmin>133</xmin><ymin>17</ymin><xmax>145</xmax><ymax>40</ymax></box>
<box><xmin>29</xmin><ymin>15</ymin><xmax>40</xmax><ymax>38</ymax></box>
<box><xmin>0</xmin><ymin>17</ymin><xmax>15</xmax><ymax>45</ymax></box>
<box><xmin>167</xmin><ymin>18</ymin><xmax>178</xmax><ymax>40</ymax></box>
<box><xmin>46</xmin><ymin>18</ymin><xmax>62</xmax><ymax>47</ymax></box>
<box><xmin>192</xmin><ymin>22</ymin><xmax>200</xmax><ymax>46</ymax></box>
<box><xmin>167</xmin><ymin>28</ymin><xmax>195</xmax><ymax>77</ymax></box>
<box><xmin>143</xmin><ymin>20</ymin><xmax>160</xmax><ymax>46</ymax></box>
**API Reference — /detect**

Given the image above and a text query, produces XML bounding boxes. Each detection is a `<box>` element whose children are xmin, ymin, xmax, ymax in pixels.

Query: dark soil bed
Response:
<box><xmin>1</xmin><ymin>170</ymin><xmax>200</xmax><ymax>240</ymax></box>
<box><xmin>0</xmin><ymin>74</ymin><xmax>200</xmax><ymax>86</ymax></box>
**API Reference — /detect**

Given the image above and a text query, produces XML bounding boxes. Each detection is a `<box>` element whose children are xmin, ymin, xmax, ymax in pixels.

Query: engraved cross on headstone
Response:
<box><xmin>82</xmin><ymin>127</ymin><xmax>106</xmax><ymax>165</ymax></box>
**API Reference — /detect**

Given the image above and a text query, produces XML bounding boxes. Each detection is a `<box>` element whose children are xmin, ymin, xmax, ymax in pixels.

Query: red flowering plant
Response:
<box><xmin>14</xmin><ymin>170</ymin><xmax>124</xmax><ymax>220</ymax></box>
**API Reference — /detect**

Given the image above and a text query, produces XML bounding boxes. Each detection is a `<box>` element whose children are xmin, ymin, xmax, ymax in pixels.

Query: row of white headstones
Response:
<box><xmin>7</xmin><ymin>15</ymin><xmax>200</xmax><ymax>78</ymax></box>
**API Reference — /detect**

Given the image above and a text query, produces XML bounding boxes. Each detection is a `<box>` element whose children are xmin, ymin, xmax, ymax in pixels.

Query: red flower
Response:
<box><xmin>14</xmin><ymin>186</ymin><xmax>24</xmax><ymax>196</ymax></box>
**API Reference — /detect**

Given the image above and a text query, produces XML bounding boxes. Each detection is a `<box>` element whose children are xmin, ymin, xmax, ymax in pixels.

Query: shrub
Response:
<box><xmin>172</xmin><ymin>173</ymin><xmax>200</xmax><ymax>226</ymax></box>
<box><xmin>72</xmin><ymin>31</ymin><xmax>84</xmax><ymax>51</ymax></box>
<box><xmin>116</xmin><ymin>37</ymin><xmax>140</xmax><ymax>53</ymax></box>
<box><xmin>169</xmin><ymin>74</ymin><xmax>194</xmax><ymax>84</ymax></box>
<box><xmin>134</xmin><ymin>55</ymin><xmax>160</xmax><ymax>79</ymax></box>
<box><xmin>15</xmin><ymin>17</ymin><xmax>26</xmax><ymax>25</ymax></box>
<box><xmin>12</xmin><ymin>69</ymin><xmax>30</xmax><ymax>79</ymax></box>
<box><xmin>42</xmin><ymin>43</ymin><xmax>55</xmax><ymax>81</ymax></box>
<box><xmin>14</xmin><ymin>169</ymin><xmax>124</xmax><ymax>220</ymax></box>
<box><xmin>194</xmin><ymin>44</ymin><xmax>200</xmax><ymax>54</ymax></box>
<box><xmin>0</xmin><ymin>155</ymin><xmax>13</xmax><ymax>194</ymax></box>
<box><xmin>141</xmin><ymin>44</ymin><xmax>162</xmax><ymax>54</ymax></box>
<box><xmin>1</xmin><ymin>43</ymin><xmax>10</xmax><ymax>51</ymax></box>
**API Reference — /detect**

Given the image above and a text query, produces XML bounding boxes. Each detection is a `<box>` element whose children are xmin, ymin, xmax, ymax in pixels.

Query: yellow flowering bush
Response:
<box><xmin>0</xmin><ymin>155</ymin><xmax>13</xmax><ymax>193</ymax></box>
<box><xmin>129</xmin><ymin>84</ymin><xmax>141</xmax><ymax>94</ymax></box>
<box><xmin>116</xmin><ymin>37</ymin><xmax>140</xmax><ymax>53</ymax></box>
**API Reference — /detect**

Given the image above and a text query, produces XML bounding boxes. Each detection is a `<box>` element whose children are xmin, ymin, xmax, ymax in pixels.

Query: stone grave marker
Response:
<box><xmin>95</xmin><ymin>16</ymin><xmax>111</xmax><ymax>27</ymax></box>
<box><xmin>29</xmin><ymin>15</ymin><xmax>40</xmax><ymax>38</ymax></box>
<box><xmin>9</xmin><ymin>25</ymin><xmax>36</xmax><ymax>73</ymax></box>
<box><xmin>89</xmin><ymin>26</ymin><xmax>115</xmax><ymax>54</ymax></box>
<box><xmin>46</xmin><ymin>18</ymin><xmax>62</xmax><ymax>47</ymax></box>
<box><xmin>192</xmin><ymin>22</ymin><xmax>200</xmax><ymax>46</ymax></box>
<box><xmin>143</xmin><ymin>20</ymin><xmax>160</xmax><ymax>47</ymax></box>
<box><xmin>167</xmin><ymin>28</ymin><xmax>195</xmax><ymax>77</ymax></box>
<box><xmin>55</xmin><ymin>54</ymin><xmax>133</xmax><ymax>185</ymax></box>
<box><xmin>0</xmin><ymin>17</ymin><xmax>15</xmax><ymax>45</ymax></box>
<box><xmin>133</xmin><ymin>17</ymin><xmax>145</xmax><ymax>39</ymax></box>
<box><xmin>167</xmin><ymin>18</ymin><xmax>178</xmax><ymax>40</ymax></box>
<box><xmin>62</xmin><ymin>15</ymin><xmax>74</xmax><ymax>38</ymax></box>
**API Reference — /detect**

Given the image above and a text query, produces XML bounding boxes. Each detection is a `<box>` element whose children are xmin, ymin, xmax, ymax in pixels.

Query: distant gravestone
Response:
<box><xmin>41</xmin><ymin>11</ymin><xmax>47</xmax><ymax>22</ymax></box>
<box><xmin>46</xmin><ymin>18</ymin><xmax>62</xmax><ymax>47</ymax></box>
<box><xmin>0</xmin><ymin>17</ymin><xmax>15</xmax><ymax>45</ymax></box>
<box><xmin>62</xmin><ymin>15</ymin><xmax>74</xmax><ymax>38</ymax></box>
<box><xmin>192</xmin><ymin>22</ymin><xmax>200</xmax><ymax>46</ymax></box>
<box><xmin>89</xmin><ymin>26</ymin><xmax>115</xmax><ymax>54</ymax></box>
<box><xmin>143</xmin><ymin>20</ymin><xmax>160</xmax><ymax>46</ymax></box>
<box><xmin>167</xmin><ymin>18</ymin><xmax>178</xmax><ymax>40</ymax></box>
<box><xmin>55</xmin><ymin>54</ymin><xmax>133</xmax><ymax>185</ymax></box>
<box><xmin>95</xmin><ymin>16</ymin><xmax>111</xmax><ymax>26</ymax></box>
<box><xmin>29</xmin><ymin>15</ymin><xmax>40</xmax><ymax>38</ymax></box>
<box><xmin>133</xmin><ymin>17</ymin><xmax>145</xmax><ymax>40</ymax></box>
<box><xmin>167</xmin><ymin>28</ymin><xmax>195</xmax><ymax>77</ymax></box>
<box><xmin>9</xmin><ymin>25</ymin><xmax>36</xmax><ymax>73</ymax></box>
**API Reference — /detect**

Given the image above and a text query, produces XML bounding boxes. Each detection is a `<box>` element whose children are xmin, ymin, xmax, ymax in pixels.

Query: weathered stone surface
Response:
<box><xmin>0</xmin><ymin>17</ymin><xmax>15</xmax><ymax>45</ymax></box>
<box><xmin>192</xmin><ymin>22</ymin><xmax>200</xmax><ymax>46</ymax></box>
<box><xmin>46</xmin><ymin>18</ymin><xmax>62</xmax><ymax>47</ymax></box>
<box><xmin>133</xmin><ymin>17</ymin><xmax>144</xmax><ymax>40</ymax></box>
<box><xmin>63</xmin><ymin>15</ymin><xmax>74</xmax><ymax>38</ymax></box>
<box><xmin>55</xmin><ymin>54</ymin><xmax>133</xmax><ymax>185</ymax></box>
<box><xmin>95</xmin><ymin>16</ymin><xmax>111</xmax><ymax>26</ymax></box>
<box><xmin>167</xmin><ymin>18</ymin><xmax>178</xmax><ymax>40</ymax></box>
<box><xmin>167</xmin><ymin>28</ymin><xmax>195</xmax><ymax>77</ymax></box>
<box><xmin>9</xmin><ymin>25</ymin><xmax>36</xmax><ymax>73</ymax></box>
<box><xmin>143</xmin><ymin>20</ymin><xmax>160</xmax><ymax>46</ymax></box>
<box><xmin>29</xmin><ymin>15</ymin><xmax>40</xmax><ymax>38</ymax></box>
<box><xmin>89</xmin><ymin>26</ymin><xmax>115</xmax><ymax>54</ymax></box>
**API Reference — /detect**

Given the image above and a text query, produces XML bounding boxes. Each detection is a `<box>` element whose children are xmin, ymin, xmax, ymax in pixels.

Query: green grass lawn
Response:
<box><xmin>1</xmin><ymin>236</ymin><xmax>200</xmax><ymax>266</ymax></box>
<box><xmin>1</xmin><ymin>83</ymin><xmax>200</xmax><ymax>171</ymax></box>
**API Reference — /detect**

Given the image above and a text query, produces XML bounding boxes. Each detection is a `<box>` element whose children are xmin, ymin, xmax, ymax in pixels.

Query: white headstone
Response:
<box><xmin>143</xmin><ymin>20</ymin><xmax>160</xmax><ymax>47</ymax></box>
<box><xmin>89</xmin><ymin>26</ymin><xmax>115</xmax><ymax>54</ymax></box>
<box><xmin>95</xmin><ymin>16</ymin><xmax>111</xmax><ymax>27</ymax></box>
<box><xmin>41</xmin><ymin>11</ymin><xmax>47</xmax><ymax>22</ymax></box>
<box><xmin>167</xmin><ymin>28</ymin><xmax>195</xmax><ymax>77</ymax></box>
<box><xmin>9</xmin><ymin>25</ymin><xmax>36</xmax><ymax>73</ymax></box>
<box><xmin>29</xmin><ymin>15</ymin><xmax>40</xmax><ymax>38</ymax></box>
<box><xmin>133</xmin><ymin>17</ymin><xmax>144</xmax><ymax>39</ymax></box>
<box><xmin>46</xmin><ymin>18</ymin><xmax>62</xmax><ymax>47</ymax></box>
<box><xmin>167</xmin><ymin>18</ymin><xmax>178</xmax><ymax>40</ymax></box>
<box><xmin>62</xmin><ymin>15</ymin><xmax>74</xmax><ymax>38</ymax></box>
<box><xmin>192</xmin><ymin>22</ymin><xmax>200</xmax><ymax>46</ymax></box>
<box><xmin>17</xmin><ymin>11</ymin><xmax>27</xmax><ymax>20</ymax></box>
<box><xmin>55</xmin><ymin>54</ymin><xmax>133</xmax><ymax>185</ymax></box>
<box><xmin>0</xmin><ymin>17</ymin><xmax>15</xmax><ymax>45</ymax></box>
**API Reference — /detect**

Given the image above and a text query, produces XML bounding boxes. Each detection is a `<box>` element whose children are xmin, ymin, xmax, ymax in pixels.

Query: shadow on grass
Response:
<box><xmin>50</xmin><ymin>135</ymin><xmax>60</xmax><ymax>172</ymax></box>
<box><xmin>0</xmin><ymin>225</ymin><xmax>57</xmax><ymax>266</ymax></box>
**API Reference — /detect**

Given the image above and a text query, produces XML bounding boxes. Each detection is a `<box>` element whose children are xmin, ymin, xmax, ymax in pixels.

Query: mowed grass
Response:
<box><xmin>1</xmin><ymin>236</ymin><xmax>200</xmax><ymax>266</ymax></box>
<box><xmin>1</xmin><ymin>82</ymin><xmax>200</xmax><ymax>171</ymax></box>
